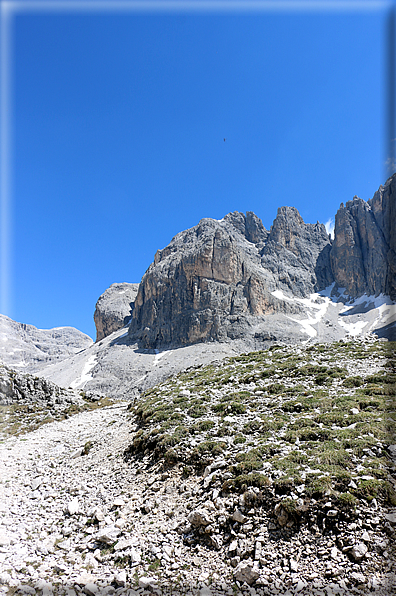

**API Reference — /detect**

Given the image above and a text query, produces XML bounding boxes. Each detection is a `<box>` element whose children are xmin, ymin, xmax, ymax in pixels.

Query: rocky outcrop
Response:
<box><xmin>94</xmin><ymin>283</ymin><xmax>139</xmax><ymax>342</ymax></box>
<box><xmin>129</xmin><ymin>210</ymin><xmax>332</xmax><ymax>348</ymax></box>
<box><xmin>0</xmin><ymin>364</ymin><xmax>83</xmax><ymax>408</ymax></box>
<box><xmin>330</xmin><ymin>173</ymin><xmax>396</xmax><ymax>299</ymax></box>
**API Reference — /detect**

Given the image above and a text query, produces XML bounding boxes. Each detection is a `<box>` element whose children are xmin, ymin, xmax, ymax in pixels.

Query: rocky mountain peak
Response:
<box><xmin>222</xmin><ymin>211</ymin><xmax>268</xmax><ymax>246</ymax></box>
<box><xmin>128</xmin><ymin>175</ymin><xmax>395</xmax><ymax>350</ymax></box>
<box><xmin>94</xmin><ymin>283</ymin><xmax>139</xmax><ymax>342</ymax></box>
<box><xmin>129</xmin><ymin>207</ymin><xmax>335</xmax><ymax>349</ymax></box>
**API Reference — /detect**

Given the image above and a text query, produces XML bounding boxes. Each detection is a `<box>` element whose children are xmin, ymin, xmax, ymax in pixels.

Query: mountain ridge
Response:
<box><xmin>0</xmin><ymin>175</ymin><xmax>395</xmax><ymax>398</ymax></box>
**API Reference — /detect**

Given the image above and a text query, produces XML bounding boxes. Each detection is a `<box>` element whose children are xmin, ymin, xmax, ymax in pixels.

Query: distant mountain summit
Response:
<box><xmin>0</xmin><ymin>314</ymin><xmax>93</xmax><ymax>374</ymax></box>
<box><xmin>94</xmin><ymin>282</ymin><xmax>139</xmax><ymax>342</ymax></box>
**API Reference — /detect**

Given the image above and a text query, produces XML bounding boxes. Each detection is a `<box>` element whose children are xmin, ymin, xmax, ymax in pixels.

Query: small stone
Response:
<box><xmin>0</xmin><ymin>533</ymin><xmax>10</xmax><ymax>547</ymax></box>
<box><xmin>188</xmin><ymin>509</ymin><xmax>211</xmax><ymax>527</ymax></box>
<box><xmin>75</xmin><ymin>573</ymin><xmax>95</xmax><ymax>586</ymax></box>
<box><xmin>228</xmin><ymin>540</ymin><xmax>238</xmax><ymax>554</ymax></box>
<box><xmin>234</xmin><ymin>560</ymin><xmax>259</xmax><ymax>585</ymax></box>
<box><xmin>351</xmin><ymin>572</ymin><xmax>366</xmax><ymax>585</ymax></box>
<box><xmin>67</xmin><ymin>498</ymin><xmax>80</xmax><ymax>515</ymax></box>
<box><xmin>0</xmin><ymin>573</ymin><xmax>11</xmax><ymax>586</ymax></box>
<box><xmin>112</xmin><ymin>498</ymin><xmax>125</xmax><ymax>508</ymax></box>
<box><xmin>114</xmin><ymin>537</ymin><xmax>138</xmax><ymax>551</ymax></box>
<box><xmin>96</xmin><ymin>525</ymin><xmax>120</xmax><ymax>544</ymax></box>
<box><xmin>289</xmin><ymin>559</ymin><xmax>298</xmax><ymax>572</ymax></box>
<box><xmin>350</xmin><ymin>408</ymin><xmax>359</xmax><ymax>415</ymax></box>
<box><xmin>31</xmin><ymin>477</ymin><xmax>43</xmax><ymax>490</ymax></box>
<box><xmin>384</xmin><ymin>512</ymin><xmax>396</xmax><ymax>524</ymax></box>
<box><xmin>362</xmin><ymin>531</ymin><xmax>371</xmax><ymax>542</ymax></box>
<box><xmin>351</xmin><ymin>543</ymin><xmax>368</xmax><ymax>561</ymax></box>
<box><xmin>210</xmin><ymin>535</ymin><xmax>222</xmax><ymax>549</ymax></box>
<box><xmin>230</xmin><ymin>556</ymin><xmax>240</xmax><ymax>568</ymax></box>
<box><xmin>17</xmin><ymin>586</ymin><xmax>36</xmax><ymax>595</ymax></box>
<box><xmin>114</xmin><ymin>571</ymin><xmax>127</xmax><ymax>587</ymax></box>
<box><xmin>163</xmin><ymin>544</ymin><xmax>173</xmax><ymax>557</ymax></box>
<box><xmin>130</xmin><ymin>547</ymin><xmax>142</xmax><ymax>564</ymax></box>
<box><xmin>93</xmin><ymin>507</ymin><xmax>104</xmax><ymax>522</ymax></box>
<box><xmin>138</xmin><ymin>576</ymin><xmax>158</xmax><ymax>589</ymax></box>
<box><xmin>83</xmin><ymin>584</ymin><xmax>99</xmax><ymax>596</ymax></box>
<box><xmin>232</xmin><ymin>509</ymin><xmax>248</xmax><ymax>524</ymax></box>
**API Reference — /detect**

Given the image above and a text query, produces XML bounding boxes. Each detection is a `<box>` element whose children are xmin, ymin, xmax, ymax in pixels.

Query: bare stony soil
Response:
<box><xmin>0</xmin><ymin>337</ymin><xmax>395</xmax><ymax>596</ymax></box>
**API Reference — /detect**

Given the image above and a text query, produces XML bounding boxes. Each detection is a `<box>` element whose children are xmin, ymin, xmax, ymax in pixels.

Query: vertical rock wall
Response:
<box><xmin>330</xmin><ymin>174</ymin><xmax>396</xmax><ymax>300</ymax></box>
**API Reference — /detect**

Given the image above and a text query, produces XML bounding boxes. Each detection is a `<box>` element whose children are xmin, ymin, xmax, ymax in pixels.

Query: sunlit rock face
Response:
<box><xmin>330</xmin><ymin>173</ymin><xmax>396</xmax><ymax>300</ymax></box>
<box><xmin>0</xmin><ymin>314</ymin><xmax>93</xmax><ymax>374</ymax></box>
<box><xmin>94</xmin><ymin>283</ymin><xmax>139</xmax><ymax>342</ymax></box>
<box><xmin>129</xmin><ymin>210</ymin><xmax>333</xmax><ymax>349</ymax></box>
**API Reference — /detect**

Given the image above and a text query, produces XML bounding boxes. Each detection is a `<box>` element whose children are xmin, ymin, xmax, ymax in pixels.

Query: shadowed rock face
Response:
<box><xmin>129</xmin><ymin>210</ymin><xmax>333</xmax><ymax>348</ymax></box>
<box><xmin>94</xmin><ymin>283</ymin><xmax>139</xmax><ymax>342</ymax></box>
<box><xmin>330</xmin><ymin>173</ymin><xmax>396</xmax><ymax>300</ymax></box>
<box><xmin>370</xmin><ymin>174</ymin><xmax>396</xmax><ymax>299</ymax></box>
<box><xmin>261</xmin><ymin>206</ymin><xmax>334</xmax><ymax>296</ymax></box>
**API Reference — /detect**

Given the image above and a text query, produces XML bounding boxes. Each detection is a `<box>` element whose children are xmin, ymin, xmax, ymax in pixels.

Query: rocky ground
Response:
<box><xmin>0</xmin><ymin>337</ymin><xmax>395</xmax><ymax>595</ymax></box>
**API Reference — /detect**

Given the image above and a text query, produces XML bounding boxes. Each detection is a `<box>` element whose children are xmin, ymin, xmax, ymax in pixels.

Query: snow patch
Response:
<box><xmin>70</xmin><ymin>355</ymin><xmax>97</xmax><ymax>389</ymax></box>
<box><xmin>324</xmin><ymin>218</ymin><xmax>335</xmax><ymax>239</ymax></box>
<box><xmin>338</xmin><ymin>319</ymin><xmax>368</xmax><ymax>336</ymax></box>
<box><xmin>272</xmin><ymin>290</ymin><xmax>333</xmax><ymax>339</ymax></box>
<box><xmin>318</xmin><ymin>282</ymin><xmax>336</xmax><ymax>298</ymax></box>
<box><xmin>117</xmin><ymin>330</ymin><xmax>129</xmax><ymax>340</ymax></box>
<box><xmin>153</xmin><ymin>349</ymin><xmax>169</xmax><ymax>366</ymax></box>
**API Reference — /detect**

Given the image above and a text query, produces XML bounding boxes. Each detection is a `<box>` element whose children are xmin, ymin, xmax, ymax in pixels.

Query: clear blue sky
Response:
<box><xmin>3</xmin><ymin>1</ymin><xmax>394</xmax><ymax>339</ymax></box>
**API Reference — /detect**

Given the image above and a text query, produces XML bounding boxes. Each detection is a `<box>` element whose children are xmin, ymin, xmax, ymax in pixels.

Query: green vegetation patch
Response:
<box><xmin>124</xmin><ymin>339</ymin><xmax>395</xmax><ymax>508</ymax></box>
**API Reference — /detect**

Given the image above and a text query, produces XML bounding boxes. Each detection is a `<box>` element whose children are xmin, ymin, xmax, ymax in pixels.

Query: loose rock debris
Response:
<box><xmin>0</xmin><ymin>337</ymin><xmax>395</xmax><ymax>595</ymax></box>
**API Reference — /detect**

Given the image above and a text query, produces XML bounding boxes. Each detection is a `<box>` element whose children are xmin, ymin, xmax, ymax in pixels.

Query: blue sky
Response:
<box><xmin>2</xmin><ymin>1</ymin><xmax>394</xmax><ymax>338</ymax></box>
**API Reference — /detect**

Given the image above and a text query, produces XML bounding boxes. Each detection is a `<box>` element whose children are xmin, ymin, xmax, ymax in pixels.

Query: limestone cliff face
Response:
<box><xmin>330</xmin><ymin>173</ymin><xmax>396</xmax><ymax>299</ymax></box>
<box><xmin>129</xmin><ymin>210</ymin><xmax>332</xmax><ymax>348</ymax></box>
<box><xmin>261</xmin><ymin>206</ymin><xmax>333</xmax><ymax>297</ymax></box>
<box><xmin>125</xmin><ymin>176</ymin><xmax>395</xmax><ymax>350</ymax></box>
<box><xmin>94</xmin><ymin>283</ymin><xmax>139</xmax><ymax>342</ymax></box>
<box><xmin>369</xmin><ymin>174</ymin><xmax>396</xmax><ymax>299</ymax></box>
